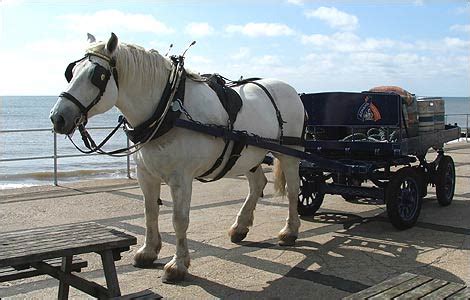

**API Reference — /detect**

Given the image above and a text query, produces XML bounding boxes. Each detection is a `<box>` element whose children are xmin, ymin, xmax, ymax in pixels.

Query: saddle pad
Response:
<box><xmin>203</xmin><ymin>74</ymin><xmax>243</xmax><ymax>127</ymax></box>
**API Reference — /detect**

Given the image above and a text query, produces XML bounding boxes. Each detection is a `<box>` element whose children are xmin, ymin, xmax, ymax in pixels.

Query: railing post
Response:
<box><xmin>126</xmin><ymin>136</ymin><xmax>131</xmax><ymax>179</ymax></box>
<box><xmin>466</xmin><ymin>114</ymin><xmax>469</xmax><ymax>142</ymax></box>
<box><xmin>53</xmin><ymin>130</ymin><xmax>58</xmax><ymax>186</ymax></box>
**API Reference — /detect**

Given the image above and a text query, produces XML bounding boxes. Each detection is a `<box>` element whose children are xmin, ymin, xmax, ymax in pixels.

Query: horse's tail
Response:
<box><xmin>273</xmin><ymin>158</ymin><xmax>286</xmax><ymax>196</ymax></box>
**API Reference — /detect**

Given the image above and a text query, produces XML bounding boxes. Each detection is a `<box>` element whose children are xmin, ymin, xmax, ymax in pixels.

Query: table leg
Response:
<box><xmin>58</xmin><ymin>256</ymin><xmax>73</xmax><ymax>300</ymax></box>
<box><xmin>100</xmin><ymin>250</ymin><xmax>121</xmax><ymax>297</ymax></box>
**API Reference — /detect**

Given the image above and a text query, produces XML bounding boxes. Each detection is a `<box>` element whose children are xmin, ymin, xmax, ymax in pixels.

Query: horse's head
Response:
<box><xmin>50</xmin><ymin>33</ymin><xmax>120</xmax><ymax>134</ymax></box>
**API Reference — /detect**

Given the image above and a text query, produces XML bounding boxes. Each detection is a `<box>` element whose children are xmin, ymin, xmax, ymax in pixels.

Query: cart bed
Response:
<box><xmin>301</xmin><ymin>92</ymin><xmax>461</xmax><ymax>158</ymax></box>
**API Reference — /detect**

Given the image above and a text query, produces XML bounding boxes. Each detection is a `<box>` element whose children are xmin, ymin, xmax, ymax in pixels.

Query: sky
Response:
<box><xmin>0</xmin><ymin>0</ymin><xmax>469</xmax><ymax>97</ymax></box>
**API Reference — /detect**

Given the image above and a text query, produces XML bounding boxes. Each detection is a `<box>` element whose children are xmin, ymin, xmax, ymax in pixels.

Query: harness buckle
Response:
<box><xmin>171</xmin><ymin>99</ymin><xmax>184</xmax><ymax>112</ymax></box>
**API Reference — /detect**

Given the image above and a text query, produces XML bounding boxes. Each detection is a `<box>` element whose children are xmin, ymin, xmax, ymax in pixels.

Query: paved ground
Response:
<box><xmin>1</xmin><ymin>142</ymin><xmax>469</xmax><ymax>299</ymax></box>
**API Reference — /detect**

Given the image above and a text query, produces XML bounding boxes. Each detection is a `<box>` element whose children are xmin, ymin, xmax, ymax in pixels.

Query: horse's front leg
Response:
<box><xmin>134</xmin><ymin>166</ymin><xmax>162</xmax><ymax>267</ymax></box>
<box><xmin>162</xmin><ymin>174</ymin><xmax>192</xmax><ymax>283</ymax></box>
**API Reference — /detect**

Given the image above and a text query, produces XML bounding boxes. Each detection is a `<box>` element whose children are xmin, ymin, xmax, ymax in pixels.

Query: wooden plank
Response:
<box><xmin>394</xmin><ymin>278</ymin><xmax>448</xmax><ymax>299</ymax></box>
<box><xmin>343</xmin><ymin>272</ymin><xmax>416</xmax><ymax>299</ymax></box>
<box><xmin>447</xmin><ymin>287</ymin><xmax>470</xmax><ymax>299</ymax></box>
<box><xmin>421</xmin><ymin>282</ymin><xmax>467</xmax><ymax>299</ymax></box>
<box><xmin>369</xmin><ymin>274</ymin><xmax>432</xmax><ymax>299</ymax></box>
<box><xmin>0</xmin><ymin>225</ymin><xmax>125</xmax><ymax>252</ymax></box>
<box><xmin>111</xmin><ymin>289</ymin><xmax>163</xmax><ymax>299</ymax></box>
<box><xmin>0</xmin><ymin>222</ymin><xmax>136</xmax><ymax>268</ymax></box>
<box><xmin>30</xmin><ymin>261</ymin><xmax>109</xmax><ymax>299</ymax></box>
<box><xmin>0</xmin><ymin>223</ymin><xmax>126</xmax><ymax>252</ymax></box>
<box><xmin>1</xmin><ymin>233</ymin><xmax>130</xmax><ymax>256</ymax></box>
<box><xmin>0</xmin><ymin>256</ymin><xmax>87</xmax><ymax>283</ymax></box>
<box><xmin>58</xmin><ymin>256</ymin><xmax>73</xmax><ymax>300</ymax></box>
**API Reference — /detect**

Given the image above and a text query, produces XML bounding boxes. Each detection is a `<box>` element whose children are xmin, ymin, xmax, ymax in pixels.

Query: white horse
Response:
<box><xmin>50</xmin><ymin>33</ymin><xmax>305</xmax><ymax>283</ymax></box>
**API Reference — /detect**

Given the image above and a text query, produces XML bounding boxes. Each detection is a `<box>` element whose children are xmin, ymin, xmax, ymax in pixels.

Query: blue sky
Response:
<box><xmin>0</xmin><ymin>0</ymin><xmax>469</xmax><ymax>96</ymax></box>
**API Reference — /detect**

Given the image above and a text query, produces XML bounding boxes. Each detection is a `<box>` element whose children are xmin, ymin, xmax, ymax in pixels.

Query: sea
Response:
<box><xmin>0</xmin><ymin>95</ymin><xmax>469</xmax><ymax>189</ymax></box>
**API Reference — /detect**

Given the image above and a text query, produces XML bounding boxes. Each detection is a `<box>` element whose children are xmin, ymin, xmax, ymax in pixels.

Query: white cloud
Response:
<box><xmin>304</xmin><ymin>7</ymin><xmax>359</xmax><ymax>31</ymax></box>
<box><xmin>0</xmin><ymin>0</ymin><xmax>23</xmax><ymax>6</ymax></box>
<box><xmin>231</xmin><ymin>47</ymin><xmax>251</xmax><ymax>60</ymax></box>
<box><xmin>444</xmin><ymin>37</ymin><xmax>470</xmax><ymax>48</ymax></box>
<box><xmin>413</xmin><ymin>0</ymin><xmax>424</xmax><ymax>6</ymax></box>
<box><xmin>456</xmin><ymin>5</ymin><xmax>470</xmax><ymax>15</ymax></box>
<box><xmin>301</xmin><ymin>32</ymin><xmax>397</xmax><ymax>52</ymax></box>
<box><xmin>301</xmin><ymin>31</ymin><xmax>470</xmax><ymax>54</ymax></box>
<box><xmin>450</xmin><ymin>24</ymin><xmax>470</xmax><ymax>33</ymax></box>
<box><xmin>286</xmin><ymin>0</ymin><xmax>304</xmax><ymax>5</ymax></box>
<box><xmin>254</xmin><ymin>55</ymin><xmax>281</xmax><ymax>66</ymax></box>
<box><xmin>57</xmin><ymin>10</ymin><xmax>174</xmax><ymax>35</ymax></box>
<box><xmin>185</xmin><ymin>22</ymin><xmax>215</xmax><ymax>37</ymax></box>
<box><xmin>0</xmin><ymin>38</ymin><xmax>88</xmax><ymax>95</ymax></box>
<box><xmin>188</xmin><ymin>55</ymin><xmax>212</xmax><ymax>64</ymax></box>
<box><xmin>225</xmin><ymin>22</ymin><xmax>295</xmax><ymax>37</ymax></box>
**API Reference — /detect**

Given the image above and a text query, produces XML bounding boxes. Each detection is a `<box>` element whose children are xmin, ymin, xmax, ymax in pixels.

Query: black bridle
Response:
<box><xmin>60</xmin><ymin>51</ymin><xmax>118</xmax><ymax>122</ymax></box>
<box><xmin>61</xmin><ymin>50</ymin><xmax>187</xmax><ymax>157</ymax></box>
<box><xmin>60</xmin><ymin>51</ymin><xmax>127</xmax><ymax>156</ymax></box>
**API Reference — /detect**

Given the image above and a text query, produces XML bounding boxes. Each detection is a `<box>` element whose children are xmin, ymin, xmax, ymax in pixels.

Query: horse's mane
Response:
<box><xmin>86</xmin><ymin>42</ymin><xmax>202</xmax><ymax>94</ymax></box>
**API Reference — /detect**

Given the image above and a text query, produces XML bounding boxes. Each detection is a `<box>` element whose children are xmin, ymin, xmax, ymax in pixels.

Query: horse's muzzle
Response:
<box><xmin>50</xmin><ymin>111</ymin><xmax>76</xmax><ymax>135</ymax></box>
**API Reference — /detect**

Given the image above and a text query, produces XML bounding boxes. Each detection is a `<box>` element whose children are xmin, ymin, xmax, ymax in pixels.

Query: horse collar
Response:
<box><xmin>122</xmin><ymin>55</ymin><xmax>187</xmax><ymax>144</ymax></box>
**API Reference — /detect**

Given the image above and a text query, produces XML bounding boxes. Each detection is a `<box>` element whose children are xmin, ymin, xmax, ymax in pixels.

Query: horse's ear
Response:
<box><xmin>106</xmin><ymin>32</ymin><xmax>118</xmax><ymax>54</ymax></box>
<box><xmin>87</xmin><ymin>33</ymin><xmax>96</xmax><ymax>43</ymax></box>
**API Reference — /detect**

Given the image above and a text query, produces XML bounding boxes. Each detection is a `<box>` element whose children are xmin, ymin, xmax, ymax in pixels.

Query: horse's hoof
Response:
<box><xmin>278</xmin><ymin>235</ymin><xmax>297</xmax><ymax>246</ymax></box>
<box><xmin>230</xmin><ymin>231</ymin><xmax>248</xmax><ymax>243</ymax></box>
<box><xmin>162</xmin><ymin>262</ymin><xmax>187</xmax><ymax>283</ymax></box>
<box><xmin>133</xmin><ymin>249</ymin><xmax>158</xmax><ymax>268</ymax></box>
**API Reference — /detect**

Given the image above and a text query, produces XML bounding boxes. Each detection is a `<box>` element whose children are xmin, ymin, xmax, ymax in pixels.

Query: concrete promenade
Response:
<box><xmin>1</xmin><ymin>142</ymin><xmax>469</xmax><ymax>299</ymax></box>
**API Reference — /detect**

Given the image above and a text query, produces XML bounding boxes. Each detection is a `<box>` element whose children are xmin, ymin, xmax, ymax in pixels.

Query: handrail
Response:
<box><xmin>0</xmin><ymin>126</ymin><xmax>132</xmax><ymax>186</ymax></box>
<box><xmin>0</xmin><ymin>113</ymin><xmax>468</xmax><ymax>186</ymax></box>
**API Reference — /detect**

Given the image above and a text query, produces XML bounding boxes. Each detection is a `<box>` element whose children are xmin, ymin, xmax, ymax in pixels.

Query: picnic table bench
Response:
<box><xmin>344</xmin><ymin>272</ymin><xmax>470</xmax><ymax>299</ymax></box>
<box><xmin>0</xmin><ymin>222</ymin><xmax>159</xmax><ymax>299</ymax></box>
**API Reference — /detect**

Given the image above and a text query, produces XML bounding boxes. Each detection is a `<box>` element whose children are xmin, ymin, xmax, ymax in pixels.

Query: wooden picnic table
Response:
<box><xmin>344</xmin><ymin>272</ymin><xmax>470</xmax><ymax>299</ymax></box>
<box><xmin>0</xmin><ymin>222</ymin><xmax>137</xmax><ymax>299</ymax></box>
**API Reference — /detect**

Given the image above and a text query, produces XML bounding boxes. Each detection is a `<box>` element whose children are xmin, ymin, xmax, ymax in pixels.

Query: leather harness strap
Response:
<box><xmin>196</xmin><ymin>78</ymin><xmax>289</xmax><ymax>182</ymax></box>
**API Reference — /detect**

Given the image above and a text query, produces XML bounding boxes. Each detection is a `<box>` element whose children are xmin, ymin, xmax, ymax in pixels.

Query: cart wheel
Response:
<box><xmin>386</xmin><ymin>167</ymin><xmax>422</xmax><ymax>230</ymax></box>
<box><xmin>298</xmin><ymin>173</ymin><xmax>324</xmax><ymax>216</ymax></box>
<box><xmin>436</xmin><ymin>155</ymin><xmax>455</xmax><ymax>207</ymax></box>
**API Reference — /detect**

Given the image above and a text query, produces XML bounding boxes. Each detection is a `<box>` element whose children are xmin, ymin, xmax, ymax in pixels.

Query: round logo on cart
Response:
<box><xmin>357</xmin><ymin>96</ymin><xmax>382</xmax><ymax>122</ymax></box>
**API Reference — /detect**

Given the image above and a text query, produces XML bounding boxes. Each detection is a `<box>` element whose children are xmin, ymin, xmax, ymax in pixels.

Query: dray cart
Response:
<box><xmin>297</xmin><ymin>92</ymin><xmax>461</xmax><ymax>229</ymax></box>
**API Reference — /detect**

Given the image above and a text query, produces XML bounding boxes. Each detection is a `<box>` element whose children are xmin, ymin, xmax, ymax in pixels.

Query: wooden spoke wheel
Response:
<box><xmin>436</xmin><ymin>155</ymin><xmax>455</xmax><ymax>207</ymax></box>
<box><xmin>298</xmin><ymin>172</ymin><xmax>324</xmax><ymax>216</ymax></box>
<box><xmin>386</xmin><ymin>167</ymin><xmax>422</xmax><ymax>230</ymax></box>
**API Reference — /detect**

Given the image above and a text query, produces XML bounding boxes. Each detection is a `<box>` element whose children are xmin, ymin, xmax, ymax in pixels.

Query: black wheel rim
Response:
<box><xmin>444</xmin><ymin>163</ymin><xmax>455</xmax><ymax>200</ymax></box>
<box><xmin>397</xmin><ymin>177</ymin><xmax>419</xmax><ymax>221</ymax></box>
<box><xmin>299</xmin><ymin>175</ymin><xmax>319</xmax><ymax>208</ymax></box>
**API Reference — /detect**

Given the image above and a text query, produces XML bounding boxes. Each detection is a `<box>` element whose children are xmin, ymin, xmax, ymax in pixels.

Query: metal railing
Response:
<box><xmin>0</xmin><ymin>126</ymin><xmax>132</xmax><ymax>186</ymax></box>
<box><xmin>445</xmin><ymin>113</ymin><xmax>469</xmax><ymax>141</ymax></box>
<box><xmin>0</xmin><ymin>113</ymin><xmax>469</xmax><ymax>186</ymax></box>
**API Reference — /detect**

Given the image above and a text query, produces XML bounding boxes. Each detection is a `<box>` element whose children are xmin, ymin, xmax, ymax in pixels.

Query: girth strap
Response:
<box><xmin>196</xmin><ymin>79</ymin><xmax>285</xmax><ymax>183</ymax></box>
<box><xmin>197</xmin><ymin>139</ymin><xmax>247</xmax><ymax>183</ymax></box>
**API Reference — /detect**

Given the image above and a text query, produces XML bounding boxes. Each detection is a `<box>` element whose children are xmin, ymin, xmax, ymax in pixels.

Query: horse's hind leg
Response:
<box><xmin>134</xmin><ymin>166</ymin><xmax>162</xmax><ymax>267</ymax></box>
<box><xmin>276</xmin><ymin>155</ymin><xmax>301</xmax><ymax>246</ymax></box>
<box><xmin>163</xmin><ymin>175</ymin><xmax>192</xmax><ymax>283</ymax></box>
<box><xmin>229</xmin><ymin>165</ymin><xmax>267</xmax><ymax>243</ymax></box>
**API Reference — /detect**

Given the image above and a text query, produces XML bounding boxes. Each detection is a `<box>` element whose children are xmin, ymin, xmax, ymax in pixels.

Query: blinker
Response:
<box><xmin>90</xmin><ymin>63</ymin><xmax>110</xmax><ymax>91</ymax></box>
<box><xmin>65</xmin><ymin>62</ymin><xmax>76</xmax><ymax>83</ymax></box>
